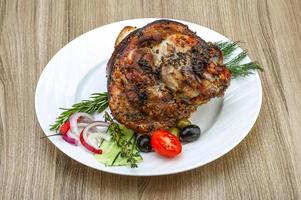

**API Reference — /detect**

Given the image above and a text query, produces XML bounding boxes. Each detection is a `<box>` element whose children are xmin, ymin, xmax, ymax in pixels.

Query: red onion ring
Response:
<box><xmin>62</xmin><ymin>132</ymin><xmax>78</xmax><ymax>145</ymax></box>
<box><xmin>80</xmin><ymin>131</ymin><xmax>102</xmax><ymax>154</ymax></box>
<box><xmin>79</xmin><ymin>121</ymin><xmax>111</xmax><ymax>154</ymax></box>
<box><xmin>70</xmin><ymin>112</ymin><xmax>94</xmax><ymax>136</ymax></box>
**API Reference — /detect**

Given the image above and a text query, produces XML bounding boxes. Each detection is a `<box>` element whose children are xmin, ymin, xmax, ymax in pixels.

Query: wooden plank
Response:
<box><xmin>0</xmin><ymin>0</ymin><xmax>300</xmax><ymax>199</ymax></box>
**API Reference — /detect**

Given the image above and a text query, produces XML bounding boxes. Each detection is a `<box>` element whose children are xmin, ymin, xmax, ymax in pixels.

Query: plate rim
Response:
<box><xmin>35</xmin><ymin>17</ymin><xmax>262</xmax><ymax>176</ymax></box>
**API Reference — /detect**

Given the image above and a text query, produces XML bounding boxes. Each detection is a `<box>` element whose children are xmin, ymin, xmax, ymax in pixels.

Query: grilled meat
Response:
<box><xmin>107</xmin><ymin>19</ymin><xmax>231</xmax><ymax>133</ymax></box>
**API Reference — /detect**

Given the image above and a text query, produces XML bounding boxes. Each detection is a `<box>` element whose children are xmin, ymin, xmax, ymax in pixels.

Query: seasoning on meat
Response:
<box><xmin>107</xmin><ymin>20</ymin><xmax>231</xmax><ymax>133</ymax></box>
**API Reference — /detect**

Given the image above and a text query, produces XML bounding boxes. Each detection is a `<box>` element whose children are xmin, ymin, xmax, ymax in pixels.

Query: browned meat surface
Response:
<box><xmin>107</xmin><ymin>19</ymin><xmax>231</xmax><ymax>133</ymax></box>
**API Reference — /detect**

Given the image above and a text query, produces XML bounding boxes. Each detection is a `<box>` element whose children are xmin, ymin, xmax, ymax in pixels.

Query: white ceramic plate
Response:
<box><xmin>35</xmin><ymin>18</ymin><xmax>262</xmax><ymax>176</ymax></box>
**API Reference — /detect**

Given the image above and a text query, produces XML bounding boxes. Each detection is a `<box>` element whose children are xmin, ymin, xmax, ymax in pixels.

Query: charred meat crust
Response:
<box><xmin>107</xmin><ymin>19</ymin><xmax>231</xmax><ymax>133</ymax></box>
<box><xmin>107</xmin><ymin>20</ymin><xmax>200</xmax><ymax>83</ymax></box>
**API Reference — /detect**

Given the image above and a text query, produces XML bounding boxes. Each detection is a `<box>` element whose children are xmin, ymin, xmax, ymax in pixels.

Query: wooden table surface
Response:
<box><xmin>1</xmin><ymin>0</ymin><xmax>301</xmax><ymax>199</ymax></box>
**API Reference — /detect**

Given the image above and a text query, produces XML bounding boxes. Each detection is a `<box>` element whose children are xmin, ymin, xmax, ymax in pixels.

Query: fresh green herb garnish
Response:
<box><xmin>227</xmin><ymin>62</ymin><xmax>263</xmax><ymax>78</ymax></box>
<box><xmin>225</xmin><ymin>51</ymin><xmax>248</xmax><ymax>66</ymax></box>
<box><xmin>50</xmin><ymin>92</ymin><xmax>108</xmax><ymax>132</ymax></box>
<box><xmin>104</xmin><ymin>112</ymin><xmax>141</xmax><ymax>168</ymax></box>
<box><xmin>215</xmin><ymin>41</ymin><xmax>263</xmax><ymax>77</ymax></box>
<box><xmin>216</xmin><ymin>41</ymin><xmax>240</xmax><ymax>60</ymax></box>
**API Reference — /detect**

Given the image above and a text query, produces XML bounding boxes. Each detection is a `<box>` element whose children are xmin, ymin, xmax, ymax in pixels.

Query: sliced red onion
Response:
<box><xmin>83</xmin><ymin>121</ymin><xmax>111</xmax><ymax>142</ymax></box>
<box><xmin>87</xmin><ymin>133</ymin><xmax>104</xmax><ymax>149</ymax></box>
<box><xmin>90</xmin><ymin>132</ymin><xmax>112</xmax><ymax>142</ymax></box>
<box><xmin>70</xmin><ymin>112</ymin><xmax>94</xmax><ymax>136</ymax></box>
<box><xmin>80</xmin><ymin>131</ymin><xmax>102</xmax><ymax>154</ymax></box>
<box><xmin>79</xmin><ymin>121</ymin><xmax>111</xmax><ymax>154</ymax></box>
<box><xmin>86</xmin><ymin>121</ymin><xmax>110</xmax><ymax>128</ymax></box>
<box><xmin>62</xmin><ymin>131</ymin><xmax>78</xmax><ymax>145</ymax></box>
<box><xmin>77</xmin><ymin>122</ymin><xmax>89</xmax><ymax>128</ymax></box>
<box><xmin>76</xmin><ymin>122</ymin><xmax>90</xmax><ymax>134</ymax></box>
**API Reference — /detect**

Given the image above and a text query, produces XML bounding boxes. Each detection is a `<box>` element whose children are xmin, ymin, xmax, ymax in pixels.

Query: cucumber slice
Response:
<box><xmin>94</xmin><ymin>125</ymin><xmax>143</xmax><ymax>166</ymax></box>
<box><xmin>94</xmin><ymin>140</ymin><xmax>120</xmax><ymax>166</ymax></box>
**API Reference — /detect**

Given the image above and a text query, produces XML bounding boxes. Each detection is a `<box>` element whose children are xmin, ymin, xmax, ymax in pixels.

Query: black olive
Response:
<box><xmin>180</xmin><ymin>125</ymin><xmax>201</xmax><ymax>142</ymax></box>
<box><xmin>137</xmin><ymin>134</ymin><xmax>152</xmax><ymax>152</ymax></box>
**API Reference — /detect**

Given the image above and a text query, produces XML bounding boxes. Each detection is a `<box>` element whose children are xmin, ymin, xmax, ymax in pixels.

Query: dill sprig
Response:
<box><xmin>104</xmin><ymin>112</ymin><xmax>140</xmax><ymax>168</ymax></box>
<box><xmin>228</xmin><ymin>62</ymin><xmax>263</xmax><ymax>78</ymax></box>
<box><xmin>215</xmin><ymin>41</ymin><xmax>263</xmax><ymax>77</ymax></box>
<box><xmin>216</xmin><ymin>41</ymin><xmax>240</xmax><ymax>60</ymax></box>
<box><xmin>225</xmin><ymin>51</ymin><xmax>248</xmax><ymax>66</ymax></box>
<box><xmin>50</xmin><ymin>92</ymin><xmax>108</xmax><ymax>132</ymax></box>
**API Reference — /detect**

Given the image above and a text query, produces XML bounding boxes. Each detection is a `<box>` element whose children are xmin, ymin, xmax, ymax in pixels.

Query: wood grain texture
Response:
<box><xmin>1</xmin><ymin>0</ymin><xmax>301</xmax><ymax>199</ymax></box>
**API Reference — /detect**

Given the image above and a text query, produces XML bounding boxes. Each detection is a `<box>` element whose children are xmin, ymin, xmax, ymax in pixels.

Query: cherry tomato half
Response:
<box><xmin>151</xmin><ymin>129</ymin><xmax>182</xmax><ymax>157</ymax></box>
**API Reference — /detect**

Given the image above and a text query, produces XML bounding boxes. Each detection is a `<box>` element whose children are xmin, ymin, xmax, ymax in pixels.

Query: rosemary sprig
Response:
<box><xmin>215</xmin><ymin>41</ymin><xmax>263</xmax><ymax>77</ymax></box>
<box><xmin>228</xmin><ymin>62</ymin><xmax>263</xmax><ymax>78</ymax></box>
<box><xmin>105</xmin><ymin>112</ymin><xmax>140</xmax><ymax>168</ymax></box>
<box><xmin>50</xmin><ymin>92</ymin><xmax>108</xmax><ymax>132</ymax></box>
